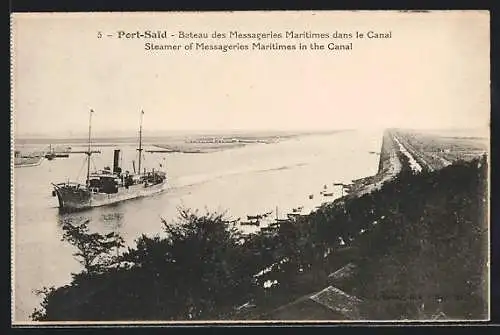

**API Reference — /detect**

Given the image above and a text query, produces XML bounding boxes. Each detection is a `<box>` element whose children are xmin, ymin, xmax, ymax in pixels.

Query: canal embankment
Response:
<box><xmin>339</xmin><ymin>129</ymin><xmax>403</xmax><ymax>200</ymax></box>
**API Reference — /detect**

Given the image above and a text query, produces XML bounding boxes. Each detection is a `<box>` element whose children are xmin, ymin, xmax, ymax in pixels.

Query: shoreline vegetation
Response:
<box><xmin>30</xmin><ymin>129</ymin><xmax>488</xmax><ymax>321</ymax></box>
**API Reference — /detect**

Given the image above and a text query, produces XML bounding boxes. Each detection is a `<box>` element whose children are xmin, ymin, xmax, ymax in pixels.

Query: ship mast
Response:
<box><xmin>86</xmin><ymin>109</ymin><xmax>94</xmax><ymax>186</ymax></box>
<box><xmin>137</xmin><ymin>110</ymin><xmax>144</xmax><ymax>175</ymax></box>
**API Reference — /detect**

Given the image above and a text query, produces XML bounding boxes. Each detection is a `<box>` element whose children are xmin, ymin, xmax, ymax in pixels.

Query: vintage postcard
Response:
<box><xmin>11</xmin><ymin>11</ymin><xmax>490</xmax><ymax>325</ymax></box>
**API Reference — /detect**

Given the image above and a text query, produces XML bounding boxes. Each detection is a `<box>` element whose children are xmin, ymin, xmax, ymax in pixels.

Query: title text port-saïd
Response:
<box><xmin>110</xmin><ymin>30</ymin><xmax>392</xmax><ymax>40</ymax></box>
<box><xmin>104</xmin><ymin>30</ymin><xmax>392</xmax><ymax>52</ymax></box>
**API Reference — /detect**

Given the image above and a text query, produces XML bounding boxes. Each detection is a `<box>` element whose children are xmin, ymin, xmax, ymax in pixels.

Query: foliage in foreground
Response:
<box><xmin>348</xmin><ymin>155</ymin><xmax>488</xmax><ymax>319</ymax></box>
<box><xmin>31</xmin><ymin>156</ymin><xmax>488</xmax><ymax>321</ymax></box>
<box><xmin>32</xmin><ymin>210</ymin><xmax>264</xmax><ymax>321</ymax></box>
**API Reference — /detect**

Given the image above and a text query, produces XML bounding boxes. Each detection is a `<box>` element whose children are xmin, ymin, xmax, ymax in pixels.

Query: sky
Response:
<box><xmin>11</xmin><ymin>11</ymin><xmax>490</xmax><ymax>138</ymax></box>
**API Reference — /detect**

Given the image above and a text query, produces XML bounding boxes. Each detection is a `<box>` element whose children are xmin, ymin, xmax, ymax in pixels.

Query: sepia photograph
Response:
<box><xmin>11</xmin><ymin>11</ymin><xmax>490</xmax><ymax>324</ymax></box>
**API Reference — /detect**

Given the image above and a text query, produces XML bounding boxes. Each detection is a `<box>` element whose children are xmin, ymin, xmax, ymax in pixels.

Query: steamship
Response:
<box><xmin>52</xmin><ymin>110</ymin><xmax>167</xmax><ymax>212</ymax></box>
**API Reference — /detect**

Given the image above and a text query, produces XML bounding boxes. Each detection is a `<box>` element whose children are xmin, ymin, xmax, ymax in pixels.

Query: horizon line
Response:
<box><xmin>14</xmin><ymin>128</ymin><xmax>357</xmax><ymax>139</ymax></box>
<box><xmin>14</xmin><ymin>125</ymin><xmax>490</xmax><ymax>140</ymax></box>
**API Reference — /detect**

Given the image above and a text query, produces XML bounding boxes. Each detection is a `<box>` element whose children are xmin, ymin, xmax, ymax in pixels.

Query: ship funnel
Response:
<box><xmin>113</xmin><ymin>149</ymin><xmax>121</xmax><ymax>174</ymax></box>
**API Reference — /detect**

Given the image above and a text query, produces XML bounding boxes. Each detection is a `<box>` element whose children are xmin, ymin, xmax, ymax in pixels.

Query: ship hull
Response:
<box><xmin>53</xmin><ymin>181</ymin><xmax>166</xmax><ymax>212</ymax></box>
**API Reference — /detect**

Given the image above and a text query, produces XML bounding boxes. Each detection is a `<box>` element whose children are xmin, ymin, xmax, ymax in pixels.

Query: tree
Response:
<box><xmin>32</xmin><ymin>208</ymin><xmax>260</xmax><ymax>321</ymax></box>
<box><xmin>61</xmin><ymin>218</ymin><xmax>125</xmax><ymax>276</ymax></box>
<box><xmin>352</xmin><ymin>157</ymin><xmax>488</xmax><ymax>320</ymax></box>
<box><xmin>31</xmin><ymin>219</ymin><xmax>125</xmax><ymax>321</ymax></box>
<box><xmin>155</xmin><ymin>208</ymin><xmax>253</xmax><ymax>319</ymax></box>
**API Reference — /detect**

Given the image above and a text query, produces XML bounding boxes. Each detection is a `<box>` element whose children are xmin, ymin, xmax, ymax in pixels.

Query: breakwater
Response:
<box><xmin>377</xmin><ymin>130</ymin><xmax>402</xmax><ymax>177</ymax></box>
<box><xmin>343</xmin><ymin>130</ymin><xmax>402</xmax><ymax>198</ymax></box>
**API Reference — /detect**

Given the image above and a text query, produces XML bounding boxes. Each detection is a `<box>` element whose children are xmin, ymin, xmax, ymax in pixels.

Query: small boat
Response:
<box><xmin>260</xmin><ymin>226</ymin><xmax>278</xmax><ymax>233</ymax></box>
<box><xmin>241</xmin><ymin>220</ymin><xmax>260</xmax><ymax>227</ymax></box>
<box><xmin>323</xmin><ymin>192</ymin><xmax>334</xmax><ymax>197</ymax></box>
<box><xmin>52</xmin><ymin>110</ymin><xmax>167</xmax><ymax>212</ymax></box>
<box><xmin>45</xmin><ymin>144</ymin><xmax>71</xmax><ymax>159</ymax></box>
<box><xmin>45</xmin><ymin>144</ymin><xmax>56</xmax><ymax>160</ymax></box>
<box><xmin>287</xmin><ymin>213</ymin><xmax>302</xmax><ymax>220</ymax></box>
<box><xmin>309</xmin><ymin>194</ymin><xmax>314</xmax><ymax>199</ymax></box>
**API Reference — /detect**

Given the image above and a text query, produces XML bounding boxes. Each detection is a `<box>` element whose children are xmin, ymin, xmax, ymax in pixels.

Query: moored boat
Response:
<box><xmin>241</xmin><ymin>220</ymin><xmax>260</xmax><ymax>226</ymax></box>
<box><xmin>45</xmin><ymin>144</ymin><xmax>71</xmax><ymax>160</ymax></box>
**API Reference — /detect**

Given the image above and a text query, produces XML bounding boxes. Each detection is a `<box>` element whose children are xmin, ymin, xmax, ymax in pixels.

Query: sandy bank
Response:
<box><xmin>341</xmin><ymin>130</ymin><xmax>402</xmax><ymax>199</ymax></box>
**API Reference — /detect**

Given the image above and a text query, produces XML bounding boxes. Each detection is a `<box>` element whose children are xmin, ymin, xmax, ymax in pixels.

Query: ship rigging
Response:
<box><xmin>52</xmin><ymin>109</ymin><xmax>167</xmax><ymax>212</ymax></box>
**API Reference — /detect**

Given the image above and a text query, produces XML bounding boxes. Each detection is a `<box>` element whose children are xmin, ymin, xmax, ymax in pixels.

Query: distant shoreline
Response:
<box><xmin>14</xmin><ymin>130</ymin><xmax>350</xmax><ymax>153</ymax></box>
<box><xmin>14</xmin><ymin>130</ymin><xmax>350</xmax><ymax>145</ymax></box>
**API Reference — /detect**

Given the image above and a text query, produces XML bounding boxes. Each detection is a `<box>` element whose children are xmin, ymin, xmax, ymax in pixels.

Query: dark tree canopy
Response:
<box><xmin>32</xmin><ymin>156</ymin><xmax>488</xmax><ymax>321</ymax></box>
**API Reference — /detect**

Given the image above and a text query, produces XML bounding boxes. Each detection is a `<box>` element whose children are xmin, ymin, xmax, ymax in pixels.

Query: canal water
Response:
<box><xmin>13</xmin><ymin>129</ymin><xmax>382</xmax><ymax>321</ymax></box>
